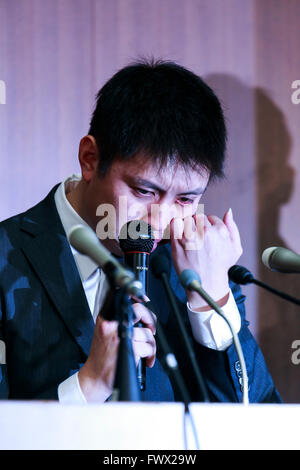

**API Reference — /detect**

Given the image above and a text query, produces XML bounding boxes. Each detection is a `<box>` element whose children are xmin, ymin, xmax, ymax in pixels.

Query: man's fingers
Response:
<box><xmin>207</xmin><ymin>213</ymin><xmax>238</xmax><ymax>241</ymax></box>
<box><xmin>170</xmin><ymin>217</ymin><xmax>184</xmax><ymax>241</ymax></box>
<box><xmin>203</xmin><ymin>213</ymin><xmax>212</xmax><ymax>228</ymax></box>
<box><xmin>206</xmin><ymin>214</ymin><xmax>223</xmax><ymax>227</ymax></box>
<box><xmin>133</xmin><ymin>327</ymin><xmax>156</xmax><ymax>368</ymax></box>
<box><xmin>96</xmin><ymin>317</ymin><xmax>118</xmax><ymax>337</ymax></box>
<box><xmin>133</xmin><ymin>326</ymin><xmax>155</xmax><ymax>344</ymax></box>
<box><xmin>132</xmin><ymin>302</ymin><xmax>156</xmax><ymax>334</ymax></box>
<box><xmin>170</xmin><ymin>216</ymin><xmax>205</xmax><ymax>248</ymax></box>
<box><xmin>223</xmin><ymin>208</ymin><xmax>242</xmax><ymax>244</ymax></box>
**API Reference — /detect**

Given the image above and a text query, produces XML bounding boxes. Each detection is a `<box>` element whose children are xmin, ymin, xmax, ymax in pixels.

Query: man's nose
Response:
<box><xmin>142</xmin><ymin>203</ymin><xmax>179</xmax><ymax>240</ymax></box>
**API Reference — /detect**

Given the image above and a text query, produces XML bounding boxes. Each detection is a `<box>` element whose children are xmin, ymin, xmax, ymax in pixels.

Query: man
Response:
<box><xmin>0</xmin><ymin>59</ymin><xmax>281</xmax><ymax>403</ymax></box>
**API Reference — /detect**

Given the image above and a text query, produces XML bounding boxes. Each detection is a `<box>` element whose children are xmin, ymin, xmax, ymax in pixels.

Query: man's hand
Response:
<box><xmin>170</xmin><ymin>208</ymin><xmax>243</xmax><ymax>310</ymax></box>
<box><xmin>78</xmin><ymin>303</ymin><xmax>156</xmax><ymax>402</ymax></box>
<box><xmin>78</xmin><ymin>316</ymin><xmax>119</xmax><ymax>402</ymax></box>
<box><xmin>132</xmin><ymin>302</ymin><xmax>156</xmax><ymax>368</ymax></box>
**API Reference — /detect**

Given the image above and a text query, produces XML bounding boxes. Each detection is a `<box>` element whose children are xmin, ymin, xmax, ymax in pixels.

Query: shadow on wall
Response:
<box><xmin>256</xmin><ymin>88</ymin><xmax>299</xmax><ymax>404</ymax></box>
<box><xmin>204</xmin><ymin>73</ymin><xmax>298</xmax><ymax>403</ymax></box>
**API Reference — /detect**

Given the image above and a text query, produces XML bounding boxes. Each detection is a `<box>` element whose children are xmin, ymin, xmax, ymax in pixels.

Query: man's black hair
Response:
<box><xmin>88</xmin><ymin>58</ymin><xmax>226</xmax><ymax>180</ymax></box>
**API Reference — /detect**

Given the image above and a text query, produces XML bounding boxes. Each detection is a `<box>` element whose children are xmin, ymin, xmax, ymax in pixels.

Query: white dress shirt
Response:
<box><xmin>55</xmin><ymin>175</ymin><xmax>241</xmax><ymax>404</ymax></box>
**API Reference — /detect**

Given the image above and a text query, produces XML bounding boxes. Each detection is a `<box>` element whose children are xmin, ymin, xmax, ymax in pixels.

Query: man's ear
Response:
<box><xmin>78</xmin><ymin>135</ymin><xmax>99</xmax><ymax>182</ymax></box>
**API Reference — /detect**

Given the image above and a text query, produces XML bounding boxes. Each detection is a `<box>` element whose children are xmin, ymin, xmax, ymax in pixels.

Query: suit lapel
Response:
<box><xmin>20</xmin><ymin>187</ymin><xmax>94</xmax><ymax>358</ymax></box>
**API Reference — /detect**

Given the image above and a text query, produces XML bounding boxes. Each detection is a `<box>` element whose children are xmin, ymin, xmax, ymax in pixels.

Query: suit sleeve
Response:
<box><xmin>225</xmin><ymin>281</ymin><xmax>282</xmax><ymax>403</ymax></box>
<box><xmin>0</xmin><ymin>303</ymin><xmax>9</xmax><ymax>398</ymax></box>
<box><xmin>0</xmin><ymin>225</ymin><xmax>10</xmax><ymax>398</ymax></box>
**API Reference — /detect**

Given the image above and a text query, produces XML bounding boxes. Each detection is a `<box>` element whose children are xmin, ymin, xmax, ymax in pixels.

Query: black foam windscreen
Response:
<box><xmin>119</xmin><ymin>220</ymin><xmax>154</xmax><ymax>253</ymax></box>
<box><xmin>228</xmin><ymin>265</ymin><xmax>254</xmax><ymax>285</ymax></box>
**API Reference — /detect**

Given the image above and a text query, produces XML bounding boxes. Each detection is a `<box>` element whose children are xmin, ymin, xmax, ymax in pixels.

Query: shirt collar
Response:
<box><xmin>54</xmin><ymin>174</ymin><xmax>99</xmax><ymax>282</ymax></box>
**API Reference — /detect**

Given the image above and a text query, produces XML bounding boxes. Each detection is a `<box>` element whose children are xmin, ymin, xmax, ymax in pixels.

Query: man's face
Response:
<box><xmin>83</xmin><ymin>152</ymin><xmax>210</xmax><ymax>255</ymax></box>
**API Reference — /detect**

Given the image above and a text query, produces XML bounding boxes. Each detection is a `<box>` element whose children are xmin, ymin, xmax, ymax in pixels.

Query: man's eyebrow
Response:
<box><xmin>131</xmin><ymin>177</ymin><xmax>164</xmax><ymax>192</ymax></box>
<box><xmin>178</xmin><ymin>187</ymin><xmax>206</xmax><ymax>196</ymax></box>
<box><xmin>130</xmin><ymin>177</ymin><xmax>206</xmax><ymax>195</ymax></box>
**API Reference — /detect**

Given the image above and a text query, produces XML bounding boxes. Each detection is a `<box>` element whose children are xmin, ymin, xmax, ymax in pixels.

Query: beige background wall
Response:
<box><xmin>0</xmin><ymin>0</ymin><xmax>299</xmax><ymax>402</ymax></box>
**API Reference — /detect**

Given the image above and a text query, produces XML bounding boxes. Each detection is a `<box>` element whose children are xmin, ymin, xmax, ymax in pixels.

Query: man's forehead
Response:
<box><xmin>116</xmin><ymin>155</ymin><xmax>210</xmax><ymax>190</ymax></box>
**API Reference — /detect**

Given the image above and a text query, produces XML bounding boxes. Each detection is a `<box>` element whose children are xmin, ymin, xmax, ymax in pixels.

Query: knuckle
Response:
<box><xmin>218</xmin><ymin>225</ymin><xmax>228</xmax><ymax>237</ymax></box>
<box><xmin>237</xmin><ymin>244</ymin><xmax>243</xmax><ymax>257</ymax></box>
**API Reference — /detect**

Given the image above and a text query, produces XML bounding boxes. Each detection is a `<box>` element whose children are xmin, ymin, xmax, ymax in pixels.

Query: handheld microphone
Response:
<box><xmin>179</xmin><ymin>269</ymin><xmax>249</xmax><ymax>405</ymax></box>
<box><xmin>68</xmin><ymin>224</ymin><xmax>144</xmax><ymax>299</ymax></box>
<box><xmin>229</xmin><ymin>265</ymin><xmax>300</xmax><ymax>306</ymax></box>
<box><xmin>119</xmin><ymin>220</ymin><xmax>154</xmax><ymax>392</ymax></box>
<box><xmin>262</xmin><ymin>246</ymin><xmax>300</xmax><ymax>274</ymax></box>
<box><xmin>119</xmin><ymin>220</ymin><xmax>154</xmax><ymax>289</ymax></box>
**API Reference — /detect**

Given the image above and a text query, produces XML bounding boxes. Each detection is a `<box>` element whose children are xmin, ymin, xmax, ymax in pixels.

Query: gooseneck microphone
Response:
<box><xmin>179</xmin><ymin>269</ymin><xmax>249</xmax><ymax>405</ymax></box>
<box><xmin>119</xmin><ymin>220</ymin><xmax>154</xmax><ymax>392</ymax></box>
<box><xmin>151</xmin><ymin>253</ymin><xmax>210</xmax><ymax>403</ymax></box>
<box><xmin>228</xmin><ymin>265</ymin><xmax>254</xmax><ymax>285</ymax></box>
<box><xmin>229</xmin><ymin>265</ymin><xmax>300</xmax><ymax>306</ymax></box>
<box><xmin>262</xmin><ymin>246</ymin><xmax>300</xmax><ymax>274</ymax></box>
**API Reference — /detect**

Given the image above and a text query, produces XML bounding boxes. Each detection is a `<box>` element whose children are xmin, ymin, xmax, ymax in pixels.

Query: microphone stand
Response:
<box><xmin>142</xmin><ymin>300</ymin><xmax>191</xmax><ymax>409</ymax></box>
<box><xmin>159</xmin><ymin>272</ymin><xmax>210</xmax><ymax>403</ymax></box>
<box><xmin>251</xmin><ymin>278</ymin><xmax>300</xmax><ymax>307</ymax></box>
<box><xmin>111</xmin><ymin>286</ymin><xmax>141</xmax><ymax>402</ymax></box>
<box><xmin>228</xmin><ymin>265</ymin><xmax>300</xmax><ymax>307</ymax></box>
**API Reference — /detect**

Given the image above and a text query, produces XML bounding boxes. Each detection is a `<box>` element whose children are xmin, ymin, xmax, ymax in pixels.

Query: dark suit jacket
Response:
<box><xmin>0</xmin><ymin>186</ymin><xmax>281</xmax><ymax>402</ymax></box>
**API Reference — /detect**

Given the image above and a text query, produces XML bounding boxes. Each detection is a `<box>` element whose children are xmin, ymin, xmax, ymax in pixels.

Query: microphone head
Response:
<box><xmin>179</xmin><ymin>269</ymin><xmax>201</xmax><ymax>290</ymax></box>
<box><xmin>150</xmin><ymin>253</ymin><xmax>171</xmax><ymax>277</ymax></box>
<box><xmin>119</xmin><ymin>220</ymin><xmax>154</xmax><ymax>253</ymax></box>
<box><xmin>262</xmin><ymin>246</ymin><xmax>278</xmax><ymax>270</ymax></box>
<box><xmin>261</xmin><ymin>246</ymin><xmax>300</xmax><ymax>273</ymax></box>
<box><xmin>68</xmin><ymin>224</ymin><xmax>100</xmax><ymax>255</ymax></box>
<box><xmin>228</xmin><ymin>265</ymin><xmax>254</xmax><ymax>285</ymax></box>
